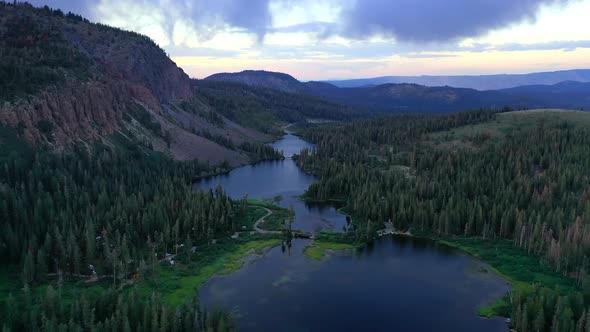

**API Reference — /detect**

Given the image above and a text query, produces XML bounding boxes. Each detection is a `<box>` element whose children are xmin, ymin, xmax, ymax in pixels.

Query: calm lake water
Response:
<box><xmin>195</xmin><ymin>133</ymin><xmax>509</xmax><ymax>332</ymax></box>
<box><xmin>196</xmin><ymin>133</ymin><xmax>347</xmax><ymax>233</ymax></box>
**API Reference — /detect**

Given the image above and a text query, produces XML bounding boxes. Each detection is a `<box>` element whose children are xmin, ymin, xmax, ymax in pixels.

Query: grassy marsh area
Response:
<box><xmin>430</xmin><ymin>235</ymin><xmax>577</xmax><ymax>317</ymax></box>
<box><xmin>303</xmin><ymin>246</ymin><xmax>326</xmax><ymax>260</ymax></box>
<box><xmin>303</xmin><ymin>235</ymin><xmax>361</xmax><ymax>260</ymax></box>
<box><xmin>427</xmin><ymin>109</ymin><xmax>590</xmax><ymax>150</ymax></box>
<box><xmin>158</xmin><ymin>237</ymin><xmax>282</xmax><ymax>306</ymax></box>
<box><xmin>303</xmin><ymin>242</ymin><xmax>359</xmax><ymax>260</ymax></box>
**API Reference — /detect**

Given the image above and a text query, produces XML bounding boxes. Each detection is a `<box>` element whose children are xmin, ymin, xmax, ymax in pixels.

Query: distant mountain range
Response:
<box><xmin>324</xmin><ymin>69</ymin><xmax>590</xmax><ymax>91</ymax></box>
<box><xmin>205</xmin><ymin>70</ymin><xmax>590</xmax><ymax>113</ymax></box>
<box><xmin>499</xmin><ymin>81</ymin><xmax>590</xmax><ymax>110</ymax></box>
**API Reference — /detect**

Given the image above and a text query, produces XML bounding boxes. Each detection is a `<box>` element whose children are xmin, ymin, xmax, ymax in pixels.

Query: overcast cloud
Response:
<box><xmin>339</xmin><ymin>0</ymin><xmax>571</xmax><ymax>42</ymax></box>
<box><xmin>23</xmin><ymin>0</ymin><xmax>590</xmax><ymax>79</ymax></box>
<box><xmin>29</xmin><ymin>0</ymin><xmax>575</xmax><ymax>43</ymax></box>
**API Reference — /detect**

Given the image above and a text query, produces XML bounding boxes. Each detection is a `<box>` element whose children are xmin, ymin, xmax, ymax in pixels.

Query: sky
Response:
<box><xmin>27</xmin><ymin>0</ymin><xmax>590</xmax><ymax>80</ymax></box>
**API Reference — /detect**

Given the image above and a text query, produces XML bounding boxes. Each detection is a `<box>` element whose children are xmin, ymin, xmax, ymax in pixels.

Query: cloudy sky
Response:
<box><xmin>29</xmin><ymin>0</ymin><xmax>590</xmax><ymax>80</ymax></box>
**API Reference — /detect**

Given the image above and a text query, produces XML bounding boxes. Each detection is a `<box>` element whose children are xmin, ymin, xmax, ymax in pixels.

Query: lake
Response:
<box><xmin>195</xmin><ymin>133</ymin><xmax>508</xmax><ymax>332</ymax></box>
<box><xmin>196</xmin><ymin>132</ymin><xmax>347</xmax><ymax>233</ymax></box>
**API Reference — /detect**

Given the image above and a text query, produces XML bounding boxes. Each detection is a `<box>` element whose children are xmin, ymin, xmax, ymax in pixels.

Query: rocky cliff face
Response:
<box><xmin>0</xmin><ymin>3</ymin><xmax>266</xmax><ymax>166</ymax></box>
<box><xmin>59</xmin><ymin>20</ymin><xmax>192</xmax><ymax>103</ymax></box>
<box><xmin>0</xmin><ymin>81</ymin><xmax>162</xmax><ymax>145</ymax></box>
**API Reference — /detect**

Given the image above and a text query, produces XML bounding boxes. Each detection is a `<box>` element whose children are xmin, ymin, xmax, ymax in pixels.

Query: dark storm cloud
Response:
<box><xmin>340</xmin><ymin>0</ymin><xmax>572</xmax><ymax>42</ymax></box>
<box><xmin>25</xmin><ymin>0</ymin><xmax>272</xmax><ymax>40</ymax></box>
<box><xmin>191</xmin><ymin>0</ymin><xmax>271</xmax><ymax>39</ymax></box>
<box><xmin>22</xmin><ymin>0</ymin><xmax>581</xmax><ymax>49</ymax></box>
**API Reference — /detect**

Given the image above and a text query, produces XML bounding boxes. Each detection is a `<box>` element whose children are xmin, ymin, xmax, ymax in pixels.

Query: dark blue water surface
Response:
<box><xmin>196</xmin><ymin>133</ymin><xmax>347</xmax><ymax>233</ymax></box>
<box><xmin>195</xmin><ymin>133</ymin><xmax>509</xmax><ymax>332</ymax></box>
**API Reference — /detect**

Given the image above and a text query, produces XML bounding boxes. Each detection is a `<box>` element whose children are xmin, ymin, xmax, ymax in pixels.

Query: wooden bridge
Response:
<box><xmin>293</xmin><ymin>231</ymin><xmax>314</xmax><ymax>239</ymax></box>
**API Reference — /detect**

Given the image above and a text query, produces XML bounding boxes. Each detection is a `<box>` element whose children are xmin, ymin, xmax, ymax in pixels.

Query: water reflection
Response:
<box><xmin>200</xmin><ymin>236</ymin><xmax>509</xmax><ymax>332</ymax></box>
<box><xmin>195</xmin><ymin>133</ymin><xmax>347</xmax><ymax>233</ymax></box>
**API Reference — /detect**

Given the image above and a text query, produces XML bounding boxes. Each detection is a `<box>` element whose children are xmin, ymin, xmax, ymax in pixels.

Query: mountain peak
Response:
<box><xmin>205</xmin><ymin>70</ymin><xmax>304</xmax><ymax>94</ymax></box>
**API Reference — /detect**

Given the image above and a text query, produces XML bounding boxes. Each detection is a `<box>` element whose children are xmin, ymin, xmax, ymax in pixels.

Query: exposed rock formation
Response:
<box><xmin>0</xmin><ymin>3</ymin><xmax>268</xmax><ymax>166</ymax></box>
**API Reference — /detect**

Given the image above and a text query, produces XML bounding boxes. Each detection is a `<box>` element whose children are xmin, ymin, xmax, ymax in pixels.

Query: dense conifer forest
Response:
<box><xmin>295</xmin><ymin>109</ymin><xmax>590</xmax><ymax>331</ymax></box>
<box><xmin>0</xmin><ymin>132</ymin><xmax>254</xmax><ymax>331</ymax></box>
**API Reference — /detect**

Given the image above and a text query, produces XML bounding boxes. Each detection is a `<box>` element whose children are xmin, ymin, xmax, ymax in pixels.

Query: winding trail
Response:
<box><xmin>238</xmin><ymin>205</ymin><xmax>312</xmax><ymax>239</ymax></box>
<box><xmin>253</xmin><ymin>206</ymin><xmax>282</xmax><ymax>235</ymax></box>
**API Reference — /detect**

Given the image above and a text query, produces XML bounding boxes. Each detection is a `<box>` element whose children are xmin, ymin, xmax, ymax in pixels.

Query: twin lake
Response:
<box><xmin>195</xmin><ymin>133</ymin><xmax>509</xmax><ymax>332</ymax></box>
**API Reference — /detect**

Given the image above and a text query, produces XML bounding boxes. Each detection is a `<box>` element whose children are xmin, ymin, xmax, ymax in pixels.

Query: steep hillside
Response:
<box><xmin>0</xmin><ymin>3</ymin><xmax>191</xmax><ymax>103</ymax></box>
<box><xmin>0</xmin><ymin>3</ymin><xmax>354</xmax><ymax>166</ymax></box>
<box><xmin>193</xmin><ymin>80</ymin><xmax>360</xmax><ymax>132</ymax></box>
<box><xmin>0</xmin><ymin>3</ymin><xmax>241</xmax><ymax>165</ymax></box>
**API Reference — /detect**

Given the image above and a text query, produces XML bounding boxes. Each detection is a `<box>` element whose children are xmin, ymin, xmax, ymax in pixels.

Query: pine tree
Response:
<box><xmin>534</xmin><ymin>307</ymin><xmax>545</xmax><ymax>332</ymax></box>
<box><xmin>22</xmin><ymin>251</ymin><xmax>35</xmax><ymax>286</ymax></box>
<box><xmin>184</xmin><ymin>235</ymin><xmax>192</xmax><ymax>263</ymax></box>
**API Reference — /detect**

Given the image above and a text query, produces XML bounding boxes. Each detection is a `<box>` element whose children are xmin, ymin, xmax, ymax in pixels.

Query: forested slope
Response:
<box><xmin>192</xmin><ymin>80</ymin><xmax>361</xmax><ymax>134</ymax></box>
<box><xmin>0</xmin><ymin>2</ymin><xmax>356</xmax><ymax>167</ymax></box>
<box><xmin>0</xmin><ymin>128</ymin><xmax>249</xmax><ymax>330</ymax></box>
<box><xmin>296</xmin><ymin>109</ymin><xmax>590</xmax><ymax>331</ymax></box>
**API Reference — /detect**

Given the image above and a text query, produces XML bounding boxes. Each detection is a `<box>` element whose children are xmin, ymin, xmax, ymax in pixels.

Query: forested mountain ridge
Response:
<box><xmin>498</xmin><ymin>81</ymin><xmax>590</xmax><ymax>110</ymax></box>
<box><xmin>206</xmin><ymin>70</ymin><xmax>590</xmax><ymax>113</ymax></box>
<box><xmin>295</xmin><ymin>109</ymin><xmax>590</xmax><ymax>331</ymax></box>
<box><xmin>305</xmin><ymin>82</ymin><xmax>533</xmax><ymax>112</ymax></box>
<box><xmin>205</xmin><ymin>70</ymin><xmax>307</xmax><ymax>94</ymax></box>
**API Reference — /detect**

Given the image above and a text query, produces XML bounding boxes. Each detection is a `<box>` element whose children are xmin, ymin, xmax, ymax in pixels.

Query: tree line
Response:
<box><xmin>3</xmin><ymin>286</ymin><xmax>233</xmax><ymax>332</ymax></box>
<box><xmin>0</xmin><ymin>138</ymin><xmax>241</xmax><ymax>331</ymax></box>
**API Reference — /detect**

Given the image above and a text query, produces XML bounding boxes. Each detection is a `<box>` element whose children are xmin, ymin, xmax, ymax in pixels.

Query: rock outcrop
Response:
<box><xmin>0</xmin><ymin>3</ymin><xmax>266</xmax><ymax>166</ymax></box>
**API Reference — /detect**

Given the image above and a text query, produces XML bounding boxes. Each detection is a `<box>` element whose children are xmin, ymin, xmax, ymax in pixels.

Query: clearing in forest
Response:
<box><xmin>426</xmin><ymin>109</ymin><xmax>590</xmax><ymax>150</ymax></box>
